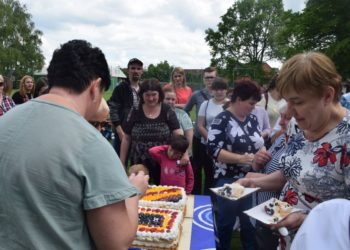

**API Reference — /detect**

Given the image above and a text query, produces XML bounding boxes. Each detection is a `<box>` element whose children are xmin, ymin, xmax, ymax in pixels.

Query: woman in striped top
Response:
<box><xmin>249</xmin><ymin>103</ymin><xmax>298</xmax><ymax>250</ymax></box>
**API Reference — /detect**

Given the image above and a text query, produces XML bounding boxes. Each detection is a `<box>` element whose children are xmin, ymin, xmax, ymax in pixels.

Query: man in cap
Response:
<box><xmin>108</xmin><ymin>58</ymin><xmax>143</xmax><ymax>156</ymax></box>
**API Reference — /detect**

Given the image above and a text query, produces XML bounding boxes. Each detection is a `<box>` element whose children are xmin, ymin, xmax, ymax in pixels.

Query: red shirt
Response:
<box><xmin>148</xmin><ymin>145</ymin><xmax>194</xmax><ymax>194</ymax></box>
<box><xmin>163</xmin><ymin>83</ymin><xmax>192</xmax><ymax>104</ymax></box>
<box><xmin>175</xmin><ymin>86</ymin><xmax>192</xmax><ymax>104</ymax></box>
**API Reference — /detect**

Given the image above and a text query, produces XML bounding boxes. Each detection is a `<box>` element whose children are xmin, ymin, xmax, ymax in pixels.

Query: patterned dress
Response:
<box><xmin>207</xmin><ymin>110</ymin><xmax>264</xmax><ymax>250</ymax></box>
<box><xmin>207</xmin><ymin>110</ymin><xmax>265</xmax><ymax>179</ymax></box>
<box><xmin>123</xmin><ymin>103</ymin><xmax>180</xmax><ymax>165</ymax></box>
<box><xmin>280</xmin><ymin>112</ymin><xmax>350</xmax><ymax>210</ymax></box>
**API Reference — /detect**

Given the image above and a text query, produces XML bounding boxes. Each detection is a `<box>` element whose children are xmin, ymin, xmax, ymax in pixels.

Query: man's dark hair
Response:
<box><xmin>203</xmin><ymin>66</ymin><xmax>216</xmax><ymax>73</ymax></box>
<box><xmin>47</xmin><ymin>40</ymin><xmax>111</xmax><ymax>93</ymax></box>
<box><xmin>139</xmin><ymin>78</ymin><xmax>164</xmax><ymax>104</ymax></box>
<box><xmin>170</xmin><ymin>134</ymin><xmax>189</xmax><ymax>153</ymax></box>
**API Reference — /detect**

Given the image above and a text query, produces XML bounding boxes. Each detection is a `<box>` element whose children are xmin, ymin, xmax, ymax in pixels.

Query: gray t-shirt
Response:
<box><xmin>0</xmin><ymin>100</ymin><xmax>138</xmax><ymax>250</ymax></box>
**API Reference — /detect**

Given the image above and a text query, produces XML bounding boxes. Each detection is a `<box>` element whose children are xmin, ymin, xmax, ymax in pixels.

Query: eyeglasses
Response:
<box><xmin>204</xmin><ymin>76</ymin><xmax>215</xmax><ymax>80</ymax></box>
<box><xmin>0</xmin><ymin>82</ymin><xmax>4</xmax><ymax>87</ymax></box>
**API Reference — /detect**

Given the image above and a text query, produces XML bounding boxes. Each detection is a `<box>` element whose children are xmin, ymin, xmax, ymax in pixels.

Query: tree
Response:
<box><xmin>205</xmin><ymin>0</ymin><xmax>284</xmax><ymax>83</ymax></box>
<box><xmin>0</xmin><ymin>0</ymin><xmax>44</xmax><ymax>81</ymax></box>
<box><xmin>280</xmin><ymin>0</ymin><xmax>350</xmax><ymax>79</ymax></box>
<box><xmin>143</xmin><ymin>60</ymin><xmax>173</xmax><ymax>82</ymax></box>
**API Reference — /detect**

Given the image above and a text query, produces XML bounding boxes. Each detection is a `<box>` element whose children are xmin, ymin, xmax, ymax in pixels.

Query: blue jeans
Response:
<box><xmin>211</xmin><ymin>177</ymin><xmax>256</xmax><ymax>250</ymax></box>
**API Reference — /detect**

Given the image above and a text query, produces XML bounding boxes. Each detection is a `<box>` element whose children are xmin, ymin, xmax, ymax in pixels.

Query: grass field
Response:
<box><xmin>103</xmin><ymin>89</ymin><xmax>113</xmax><ymax>100</ymax></box>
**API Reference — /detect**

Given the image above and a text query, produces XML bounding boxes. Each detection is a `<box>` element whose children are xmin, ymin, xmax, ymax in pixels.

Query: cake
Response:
<box><xmin>132</xmin><ymin>206</ymin><xmax>183</xmax><ymax>249</ymax></box>
<box><xmin>139</xmin><ymin>185</ymin><xmax>187</xmax><ymax>211</ymax></box>
<box><xmin>264</xmin><ymin>198</ymin><xmax>293</xmax><ymax>222</ymax></box>
<box><xmin>217</xmin><ymin>183</ymin><xmax>245</xmax><ymax>198</ymax></box>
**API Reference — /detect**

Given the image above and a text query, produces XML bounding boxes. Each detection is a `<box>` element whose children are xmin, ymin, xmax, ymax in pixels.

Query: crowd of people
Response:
<box><xmin>0</xmin><ymin>39</ymin><xmax>350</xmax><ymax>250</ymax></box>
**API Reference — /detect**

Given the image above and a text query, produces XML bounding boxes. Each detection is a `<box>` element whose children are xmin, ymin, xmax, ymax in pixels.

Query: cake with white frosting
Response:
<box><xmin>132</xmin><ymin>206</ymin><xmax>183</xmax><ymax>249</ymax></box>
<box><xmin>139</xmin><ymin>185</ymin><xmax>187</xmax><ymax>211</ymax></box>
<box><xmin>217</xmin><ymin>183</ymin><xmax>245</xmax><ymax>198</ymax></box>
<box><xmin>264</xmin><ymin>198</ymin><xmax>293</xmax><ymax>222</ymax></box>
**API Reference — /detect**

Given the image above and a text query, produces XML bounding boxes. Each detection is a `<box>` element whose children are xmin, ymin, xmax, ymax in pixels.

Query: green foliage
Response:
<box><xmin>0</xmin><ymin>0</ymin><xmax>44</xmax><ymax>80</ymax></box>
<box><xmin>280</xmin><ymin>0</ymin><xmax>350</xmax><ymax>79</ymax></box>
<box><xmin>205</xmin><ymin>0</ymin><xmax>285</xmax><ymax>83</ymax></box>
<box><xmin>143</xmin><ymin>60</ymin><xmax>174</xmax><ymax>82</ymax></box>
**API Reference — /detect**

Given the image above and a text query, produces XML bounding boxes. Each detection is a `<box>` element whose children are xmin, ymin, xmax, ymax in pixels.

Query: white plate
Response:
<box><xmin>244</xmin><ymin>198</ymin><xmax>302</xmax><ymax>224</ymax></box>
<box><xmin>210</xmin><ymin>186</ymin><xmax>260</xmax><ymax>201</ymax></box>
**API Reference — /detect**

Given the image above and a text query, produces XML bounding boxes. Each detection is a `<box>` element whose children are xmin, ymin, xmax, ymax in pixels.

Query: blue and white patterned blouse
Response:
<box><xmin>279</xmin><ymin>112</ymin><xmax>350</xmax><ymax>211</ymax></box>
<box><xmin>207</xmin><ymin>110</ymin><xmax>264</xmax><ymax>179</ymax></box>
<box><xmin>257</xmin><ymin>135</ymin><xmax>287</xmax><ymax>204</ymax></box>
<box><xmin>340</xmin><ymin>93</ymin><xmax>350</xmax><ymax>110</ymax></box>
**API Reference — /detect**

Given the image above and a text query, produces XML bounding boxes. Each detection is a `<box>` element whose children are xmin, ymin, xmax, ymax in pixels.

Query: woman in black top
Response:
<box><xmin>120</xmin><ymin>78</ymin><xmax>183</xmax><ymax>183</ymax></box>
<box><xmin>12</xmin><ymin>75</ymin><xmax>35</xmax><ymax>104</ymax></box>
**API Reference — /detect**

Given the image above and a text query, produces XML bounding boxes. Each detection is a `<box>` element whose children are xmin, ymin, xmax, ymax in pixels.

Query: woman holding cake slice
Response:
<box><xmin>238</xmin><ymin>52</ymin><xmax>350</xmax><ymax>249</ymax></box>
<box><xmin>247</xmin><ymin>102</ymin><xmax>298</xmax><ymax>250</ymax></box>
<box><xmin>207</xmin><ymin>79</ymin><xmax>265</xmax><ymax>250</ymax></box>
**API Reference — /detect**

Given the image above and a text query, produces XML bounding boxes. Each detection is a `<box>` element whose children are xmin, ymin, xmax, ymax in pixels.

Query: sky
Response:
<box><xmin>19</xmin><ymin>0</ymin><xmax>305</xmax><ymax>70</ymax></box>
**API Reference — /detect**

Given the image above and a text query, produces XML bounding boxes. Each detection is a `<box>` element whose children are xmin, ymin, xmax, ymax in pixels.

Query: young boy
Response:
<box><xmin>148</xmin><ymin>134</ymin><xmax>194</xmax><ymax>194</ymax></box>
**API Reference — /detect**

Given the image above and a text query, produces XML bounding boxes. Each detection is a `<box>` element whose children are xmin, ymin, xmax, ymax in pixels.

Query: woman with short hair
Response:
<box><xmin>208</xmin><ymin>79</ymin><xmax>264</xmax><ymax>250</ymax></box>
<box><xmin>120</xmin><ymin>78</ymin><xmax>183</xmax><ymax>183</ymax></box>
<box><xmin>238</xmin><ymin>52</ymin><xmax>350</xmax><ymax>248</ymax></box>
<box><xmin>197</xmin><ymin>77</ymin><xmax>228</xmax><ymax>195</ymax></box>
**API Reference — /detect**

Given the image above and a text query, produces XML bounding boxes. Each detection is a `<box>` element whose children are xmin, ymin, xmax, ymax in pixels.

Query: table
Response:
<box><xmin>190</xmin><ymin>195</ymin><xmax>216</xmax><ymax>250</ymax></box>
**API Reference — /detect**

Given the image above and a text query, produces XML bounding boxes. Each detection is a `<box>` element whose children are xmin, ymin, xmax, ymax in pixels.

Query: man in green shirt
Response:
<box><xmin>0</xmin><ymin>40</ymin><xmax>149</xmax><ymax>250</ymax></box>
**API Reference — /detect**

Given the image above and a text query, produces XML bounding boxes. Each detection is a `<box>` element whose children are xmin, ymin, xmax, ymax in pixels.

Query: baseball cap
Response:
<box><xmin>127</xmin><ymin>58</ymin><xmax>143</xmax><ymax>67</ymax></box>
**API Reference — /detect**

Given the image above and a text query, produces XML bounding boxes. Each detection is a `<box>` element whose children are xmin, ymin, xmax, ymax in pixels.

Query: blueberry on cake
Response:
<box><xmin>217</xmin><ymin>183</ymin><xmax>244</xmax><ymax>198</ymax></box>
<box><xmin>132</xmin><ymin>206</ymin><xmax>183</xmax><ymax>249</ymax></box>
<box><xmin>264</xmin><ymin>198</ymin><xmax>293</xmax><ymax>222</ymax></box>
<box><xmin>139</xmin><ymin>185</ymin><xmax>187</xmax><ymax>211</ymax></box>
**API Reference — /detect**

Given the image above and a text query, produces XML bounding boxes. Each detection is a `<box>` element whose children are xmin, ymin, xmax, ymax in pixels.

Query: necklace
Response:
<box><xmin>143</xmin><ymin>105</ymin><xmax>159</xmax><ymax>118</ymax></box>
<box><xmin>145</xmin><ymin>110</ymin><xmax>157</xmax><ymax>118</ymax></box>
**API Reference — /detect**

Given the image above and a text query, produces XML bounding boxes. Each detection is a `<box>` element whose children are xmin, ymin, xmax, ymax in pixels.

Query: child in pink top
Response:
<box><xmin>148</xmin><ymin>134</ymin><xmax>194</xmax><ymax>194</ymax></box>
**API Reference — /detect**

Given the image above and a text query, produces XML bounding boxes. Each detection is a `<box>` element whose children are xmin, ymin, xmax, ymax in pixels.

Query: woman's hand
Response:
<box><xmin>236</xmin><ymin>177</ymin><xmax>256</xmax><ymax>188</ymax></box>
<box><xmin>239</xmin><ymin>153</ymin><xmax>255</xmax><ymax>165</ymax></box>
<box><xmin>270</xmin><ymin>212</ymin><xmax>307</xmax><ymax>231</ymax></box>
<box><xmin>252</xmin><ymin>146</ymin><xmax>272</xmax><ymax>171</ymax></box>
<box><xmin>179</xmin><ymin>152</ymin><xmax>190</xmax><ymax>165</ymax></box>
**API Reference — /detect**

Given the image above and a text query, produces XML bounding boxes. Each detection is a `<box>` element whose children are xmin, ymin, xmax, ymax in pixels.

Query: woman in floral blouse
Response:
<box><xmin>238</xmin><ymin>52</ymin><xmax>350</xmax><ymax>248</ymax></box>
<box><xmin>207</xmin><ymin>79</ymin><xmax>264</xmax><ymax>250</ymax></box>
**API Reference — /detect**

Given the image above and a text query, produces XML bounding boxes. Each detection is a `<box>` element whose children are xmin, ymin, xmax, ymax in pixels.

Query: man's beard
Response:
<box><xmin>131</xmin><ymin>75</ymin><xmax>140</xmax><ymax>82</ymax></box>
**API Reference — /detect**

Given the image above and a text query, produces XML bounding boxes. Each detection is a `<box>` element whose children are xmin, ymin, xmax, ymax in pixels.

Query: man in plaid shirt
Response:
<box><xmin>0</xmin><ymin>75</ymin><xmax>16</xmax><ymax>117</ymax></box>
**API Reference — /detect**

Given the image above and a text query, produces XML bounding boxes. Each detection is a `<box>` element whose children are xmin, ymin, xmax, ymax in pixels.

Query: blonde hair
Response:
<box><xmin>19</xmin><ymin>75</ymin><xmax>35</xmax><ymax>97</ymax></box>
<box><xmin>171</xmin><ymin>67</ymin><xmax>187</xmax><ymax>87</ymax></box>
<box><xmin>277</xmin><ymin>52</ymin><xmax>342</xmax><ymax>102</ymax></box>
